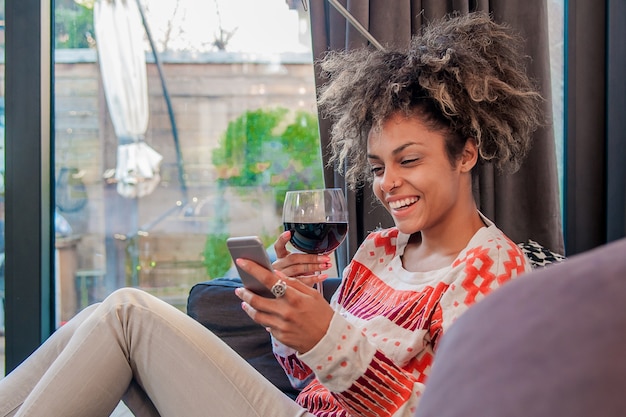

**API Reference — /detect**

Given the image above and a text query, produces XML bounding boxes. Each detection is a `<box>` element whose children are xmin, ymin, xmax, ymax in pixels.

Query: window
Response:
<box><xmin>52</xmin><ymin>0</ymin><xmax>322</xmax><ymax>326</ymax></box>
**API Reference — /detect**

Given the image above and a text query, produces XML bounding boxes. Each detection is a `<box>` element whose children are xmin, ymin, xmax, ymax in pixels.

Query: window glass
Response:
<box><xmin>52</xmin><ymin>0</ymin><xmax>321</xmax><ymax>328</ymax></box>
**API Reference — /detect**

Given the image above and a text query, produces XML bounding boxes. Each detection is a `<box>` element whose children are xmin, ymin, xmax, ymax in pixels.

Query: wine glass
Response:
<box><xmin>282</xmin><ymin>188</ymin><xmax>349</xmax><ymax>295</ymax></box>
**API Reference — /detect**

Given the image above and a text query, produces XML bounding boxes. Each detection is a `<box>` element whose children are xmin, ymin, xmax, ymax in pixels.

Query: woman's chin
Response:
<box><xmin>393</xmin><ymin>219</ymin><xmax>423</xmax><ymax>235</ymax></box>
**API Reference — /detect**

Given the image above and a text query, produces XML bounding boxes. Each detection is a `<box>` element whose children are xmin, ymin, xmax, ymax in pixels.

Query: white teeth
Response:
<box><xmin>389</xmin><ymin>197</ymin><xmax>418</xmax><ymax>209</ymax></box>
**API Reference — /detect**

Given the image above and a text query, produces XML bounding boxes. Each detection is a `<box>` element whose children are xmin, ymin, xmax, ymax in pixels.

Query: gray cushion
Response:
<box><xmin>415</xmin><ymin>238</ymin><xmax>626</xmax><ymax>417</ymax></box>
<box><xmin>187</xmin><ymin>278</ymin><xmax>300</xmax><ymax>398</ymax></box>
<box><xmin>187</xmin><ymin>277</ymin><xmax>341</xmax><ymax>398</ymax></box>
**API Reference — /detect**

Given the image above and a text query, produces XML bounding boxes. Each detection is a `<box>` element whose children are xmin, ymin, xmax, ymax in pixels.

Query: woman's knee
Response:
<box><xmin>101</xmin><ymin>287</ymin><xmax>154</xmax><ymax>309</ymax></box>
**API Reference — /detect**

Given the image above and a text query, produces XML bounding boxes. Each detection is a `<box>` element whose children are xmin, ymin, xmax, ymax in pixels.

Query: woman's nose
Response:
<box><xmin>380</xmin><ymin>172</ymin><xmax>399</xmax><ymax>193</ymax></box>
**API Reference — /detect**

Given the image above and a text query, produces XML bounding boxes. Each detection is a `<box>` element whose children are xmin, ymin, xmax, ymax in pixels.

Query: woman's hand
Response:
<box><xmin>234</xmin><ymin>258</ymin><xmax>335</xmax><ymax>354</ymax></box>
<box><xmin>272</xmin><ymin>231</ymin><xmax>333</xmax><ymax>288</ymax></box>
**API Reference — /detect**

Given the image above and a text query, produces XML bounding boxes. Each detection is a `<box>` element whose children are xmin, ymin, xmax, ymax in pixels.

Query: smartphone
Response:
<box><xmin>227</xmin><ymin>236</ymin><xmax>275</xmax><ymax>298</ymax></box>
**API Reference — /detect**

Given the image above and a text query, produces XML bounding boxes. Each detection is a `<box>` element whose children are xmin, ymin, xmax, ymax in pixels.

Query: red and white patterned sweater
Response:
<box><xmin>272</xmin><ymin>217</ymin><xmax>531</xmax><ymax>417</ymax></box>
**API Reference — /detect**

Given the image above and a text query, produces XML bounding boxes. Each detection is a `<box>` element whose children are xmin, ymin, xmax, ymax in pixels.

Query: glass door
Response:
<box><xmin>52</xmin><ymin>0</ymin><xmax>322</xmax><ymax>326</ymax></box>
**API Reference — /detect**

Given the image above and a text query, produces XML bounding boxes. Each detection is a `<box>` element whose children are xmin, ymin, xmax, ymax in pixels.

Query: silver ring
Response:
<box><xmin>271</xmin><ymin>279</ymin><xmax>287</xmax><ymax>298</ymax></box>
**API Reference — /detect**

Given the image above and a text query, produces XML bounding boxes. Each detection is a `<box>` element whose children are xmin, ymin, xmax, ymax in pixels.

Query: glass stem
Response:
<box><xmin>316</xmin><ymin>281</ymin><xmax>324</xmax><ymax>297</ymax></box>
<box><xmin>314</xmin><ymin>271</ymin><xmax>323</xmax><ymax>297</ymax></box>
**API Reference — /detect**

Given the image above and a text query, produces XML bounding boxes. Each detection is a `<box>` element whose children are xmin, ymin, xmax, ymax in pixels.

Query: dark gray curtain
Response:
<box><xmin>566</xmin><ymin>0</ymin><xmax>626</xmax><ymax>256</ymax></box>
<box><xmin>310</xmin><ymin>0</ymin><xmax>564</xmax><ymax>272</ymax></box>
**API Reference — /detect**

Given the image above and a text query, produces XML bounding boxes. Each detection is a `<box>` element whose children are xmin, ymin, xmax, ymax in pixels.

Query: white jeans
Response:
<box><xmin>0</xmin><ymin>288</ymin><xmax>313</xmax><ymax>417</ymax></box>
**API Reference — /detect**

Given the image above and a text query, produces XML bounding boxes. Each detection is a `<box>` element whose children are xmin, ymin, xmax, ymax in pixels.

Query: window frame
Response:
<box><xmin>4</xmin><ymin>0</ymin><xmax>55</xmax><ymax>372</ymax></box>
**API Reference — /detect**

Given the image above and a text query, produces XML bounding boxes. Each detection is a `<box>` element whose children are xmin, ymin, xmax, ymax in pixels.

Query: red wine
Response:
<box><xmin>284</xmin><ymin>222</ymin><xmax>348</xmax><ymax>254</ymax></box>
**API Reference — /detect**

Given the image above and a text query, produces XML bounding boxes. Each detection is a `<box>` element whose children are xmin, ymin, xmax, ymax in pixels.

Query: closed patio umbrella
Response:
<box><xmin>94</xmin><ymin>0</ymin><xmax>162</xmax><ymax>199</ymax></box>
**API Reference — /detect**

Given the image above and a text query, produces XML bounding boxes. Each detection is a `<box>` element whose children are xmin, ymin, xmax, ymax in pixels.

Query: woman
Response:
<box><xmin>0</xmin><ymin>12</ymin><xmax>542</xmax><ymax>417</ymax></box>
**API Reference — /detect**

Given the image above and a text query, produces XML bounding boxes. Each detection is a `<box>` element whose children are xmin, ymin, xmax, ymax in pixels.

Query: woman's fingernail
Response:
<box><xmin>235</xmin><ymin>288</ymin><xmax>242</xmax><ymax>297</ymax></box>
<box><xmin>318</xmin><ymin>255</ymin><xmax>331</xmax><ymax>262</ymax></box>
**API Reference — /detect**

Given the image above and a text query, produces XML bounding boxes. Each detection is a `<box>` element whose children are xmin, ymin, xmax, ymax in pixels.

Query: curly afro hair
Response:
<box><xmin>317</xmin><ymin>12</ymin><xmax>544</xmax><ymax>188</ymax></box>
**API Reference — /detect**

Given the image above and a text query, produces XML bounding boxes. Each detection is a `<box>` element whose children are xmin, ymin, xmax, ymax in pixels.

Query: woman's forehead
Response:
<box><xmin>367</xmin><ymin>115</ymin><xmax>446</xmax><ymax>153</ymax></box>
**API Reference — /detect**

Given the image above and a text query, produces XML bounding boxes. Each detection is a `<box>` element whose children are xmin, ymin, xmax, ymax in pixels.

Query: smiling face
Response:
<box><xmin>367</xmin><ymin>112</ymin><xmax>478</xmax><ymax>237</ymax></box>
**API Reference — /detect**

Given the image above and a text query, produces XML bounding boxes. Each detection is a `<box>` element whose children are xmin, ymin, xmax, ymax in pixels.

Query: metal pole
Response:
<box><xmin>326</xmin><ymin>0</ymin><xmax>385</xmax><ymax>51</ymax></box>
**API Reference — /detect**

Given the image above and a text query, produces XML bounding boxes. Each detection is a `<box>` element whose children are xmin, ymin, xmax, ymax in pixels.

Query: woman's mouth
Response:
<box><xmin>388</xmin><ymin>197</ymin><xmax>419</xmax><ymax>210</ymax></box>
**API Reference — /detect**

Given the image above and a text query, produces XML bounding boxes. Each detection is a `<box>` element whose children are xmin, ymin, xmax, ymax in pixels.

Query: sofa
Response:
<box><xmin>186</xmin><ymin>240</ymin><xmax>565</xmax><ymax>400</ymax></box>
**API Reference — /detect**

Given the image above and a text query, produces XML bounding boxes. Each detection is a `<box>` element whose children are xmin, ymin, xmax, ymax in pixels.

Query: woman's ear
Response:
<box><xmin>459</xmin><ymin>138</ymin><xmax>478</xmax><ymax>173</ymax></box>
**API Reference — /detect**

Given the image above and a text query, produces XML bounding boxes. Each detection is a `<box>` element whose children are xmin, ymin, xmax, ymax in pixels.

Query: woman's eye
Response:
<box><xmin>401</xmin><ymin>158</ymin><xmax>419</xmax><ymax>166</ymax></box>
<box><xmin>370</xmin><ymin>166</ymin><xmax>383</xmax><ymax>175</ymax></box>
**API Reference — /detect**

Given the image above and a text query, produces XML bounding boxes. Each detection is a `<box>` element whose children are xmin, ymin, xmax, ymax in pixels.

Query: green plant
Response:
<box><xmin>212</xmin><ymin>107</ymin><xmax>324</xmax><ymax>210</ymax></box>
<box><xmin>202</xmin><ymin>232</ymin><xmax>232</xmax><ymax>279</ymax></box>
<box><xmin>203</xmin><ymin>107</ymin><xmax>324</xmax><ymax>279</ymax></box>
<box><xmin>202</xmin><ymin>230</ymin><xmax>277</xmax><ymax>280</ymax></box>
<box><xmin>55</xmin><ymin>0</ymin><xmax>95</xmax><ymax>49</ymax></box>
